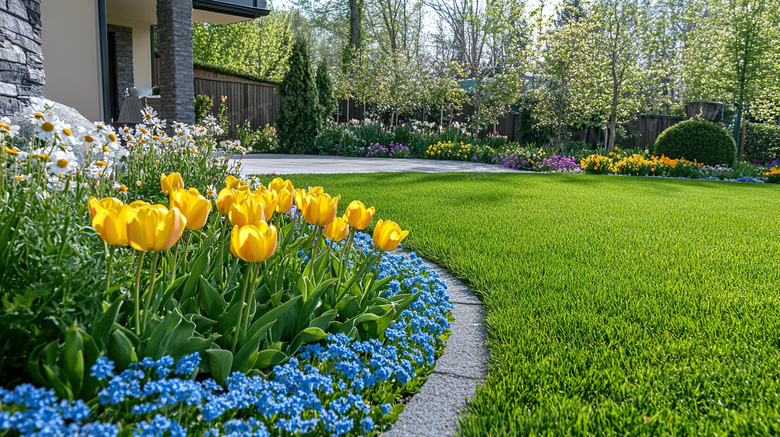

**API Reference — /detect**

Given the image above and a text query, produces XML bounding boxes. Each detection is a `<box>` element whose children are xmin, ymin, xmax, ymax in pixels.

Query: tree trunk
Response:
<box><xmin>440</xmin><ymin>104</ymin><xmax>444</xmax><ymax>128</ymax></box>
<box><xmin>349</xmin><ymin>0</ymin><xmax>361</xmax><ymax>51</ymax></box>
<box><xmin>346</xmin><ymin>98</ymin><xmax>350</xmax><ymax>122</ymax></box>
<box><xmin>740</xmin><ymin>119</ymin><xmax>746</xmax><ymax>161</ymax></box>
<box><xmin>733</xmin><ymin>103</ymin><xmax>743</xmax><ymax>148</ymax></box>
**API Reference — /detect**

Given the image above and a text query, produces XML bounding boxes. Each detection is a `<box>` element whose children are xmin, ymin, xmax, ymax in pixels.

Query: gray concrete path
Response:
<box><xmin>384</xmin><ymin>251</ymin><xmax>489</xmax><ymax>437</ymax></box>
<box><xmin>237</xmin><ymin>153</ymin><xmax>523</xmax><ymax>175</ymax></box>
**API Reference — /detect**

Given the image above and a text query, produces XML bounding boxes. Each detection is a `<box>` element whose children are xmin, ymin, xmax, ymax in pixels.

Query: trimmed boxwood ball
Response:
<box><xmin>653</xmin><ymin>118</ymin><xmax>737</xmax><ymax>166</ymax></box>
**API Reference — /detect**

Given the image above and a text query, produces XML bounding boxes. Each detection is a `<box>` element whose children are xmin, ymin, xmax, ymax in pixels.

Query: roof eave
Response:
<box><xmin>192</xmin><ymin>0</ymin><xmax>270</xmax><ymax>19</ymax></box>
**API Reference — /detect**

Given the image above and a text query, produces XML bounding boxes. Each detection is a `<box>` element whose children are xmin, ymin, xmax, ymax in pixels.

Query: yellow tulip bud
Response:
<box><xmin>92</xmin><ymin>204</ymin><xmax>131</xmax><ymax>246</ymax></box>
<box><xmin>372</xmin><ymin>219</ymin><xmax>409</xmax><ymax>252</ymax></box>
<box><xmin>230</xmin><ymin>223</ymin><xmax>277</xmax><ymax>263</ymax></box>
<box><xmin>294</xmin><ymin>186</ymin><xmax>324</xmax><ymax>210</ymax></box>
<box><xmin>301</xmin><ymin>192</ymin><xmax>339</xmax><ymax>226</ymax></box>
<box><xmin>274</xmin><ymin>188</ymin><xmax>294</xmax><ymax>214</ymax></box>
<box><xmin>324</xmin><ymin>215</ymin><xmax>350</xmax><ymax>242</ymax></box>
<box><xmin>216</xmin><ymin>187</ymin><xmax>237</xmax><ymax>216</ymax></box>
<box><xmin>225</xmin><ymin>175</ymin><xmax>244</xmax><ymax>189</ymax></box>
<box><xmin>171</xmin><ymin>188</ymin><xmax>212</xmax><ymax>230</ymax></box>
<box><xmin>228</xmin><ymin>199</ymin><xmax>266</xmax><ymax>227</ymax></box>
<box><xmin>251</xmin><ymin>189</ymin><xmax>278</xmax><ymax>220</ymax></box>
<box><xmin>269</xmin><ymin>177</ymin><xmax>294</xmax><ymax>194</ymax></box>
<box><xmin>344</xmin><ymin>200</ymin><xmax>376</xmax><ymax>230</ymax></box>
<box><xmin>126</xmin><ymin>204</ymin><xmax>187</xmax><ymax>251</ymax></box>
<box><xmin>88</xmin><ymin>196</ymin><xmax>123</xmax><ymax>219</ymax></box>
<box><xmin>160</xmin><ymin>172</ymin><xmax>184</xmax><ymax>195</ymax></box>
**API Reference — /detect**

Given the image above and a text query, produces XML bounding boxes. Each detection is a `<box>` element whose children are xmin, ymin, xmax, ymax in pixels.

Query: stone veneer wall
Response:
<box><xmin>107</xmin><ymin>24</ymin><xmax>134</xmax><ymax>119</ymax></box>
<box><xmin>157</xmin><ymin>0</ymin><xmax>194</xmax><ymax>124</ymax></box>
<box><xmin>0</xmin><ymin>0</ymin><xmax>43</xmax><ymax>116</ymax></box>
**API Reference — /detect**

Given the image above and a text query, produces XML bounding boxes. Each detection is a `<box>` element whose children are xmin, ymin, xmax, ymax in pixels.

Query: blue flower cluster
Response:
<box><xmin>0</xmin><ymin>232</ymin><xmax>453</xmax><ymax>436</ymax></box>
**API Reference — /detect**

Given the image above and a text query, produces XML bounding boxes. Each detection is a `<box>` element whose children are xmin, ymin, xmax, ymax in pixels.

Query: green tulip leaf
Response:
<box><xmin>204</xmin><ymin>349</ymin><xmax>233</xmax><ymax>384</ymax></box>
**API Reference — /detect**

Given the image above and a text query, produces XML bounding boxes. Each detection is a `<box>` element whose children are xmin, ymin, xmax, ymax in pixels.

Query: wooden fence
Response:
<box><xmin>638</xmin><ymin>114</ymin><xmax>685</xmax><ymax>150</ymax></box>
<box><xmin>193</xmin><ymin>68</ymin><xmax>281</xmax><ymax>138</ymax></box>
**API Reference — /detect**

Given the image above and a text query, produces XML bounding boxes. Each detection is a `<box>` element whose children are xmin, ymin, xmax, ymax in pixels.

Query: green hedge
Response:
<box><xmin>653</xmin><ymin>118</ymin><xmax>736</xmax><ymax>166</ymax></box>
<box><xmin>744</xmin><ymin>121</ymin><xmax>780</xmax><ymax>164</ymax></box>
<box><xmin>193</xmin><ymin>61</ymin><xmax>280</xmax><ymax>86</ymax></box>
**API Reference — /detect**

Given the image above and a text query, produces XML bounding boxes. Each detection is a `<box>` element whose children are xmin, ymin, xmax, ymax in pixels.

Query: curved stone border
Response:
<box><xmin>384</xmin><ymin>251</ymin><xmax>489</xmax><ymax>437</ymax></box>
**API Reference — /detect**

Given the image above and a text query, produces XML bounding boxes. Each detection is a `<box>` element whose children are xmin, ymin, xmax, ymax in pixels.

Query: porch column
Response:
<box><xmin>156</xmin><ymin>0</ymin><xmax>194</xmax><ymax>124</ymax></box>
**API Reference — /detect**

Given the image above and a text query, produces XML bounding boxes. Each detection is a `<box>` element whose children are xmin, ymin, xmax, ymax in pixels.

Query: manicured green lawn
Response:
<box><xmin>285</xmin><ymin>173</ymin><xmax>780</xmax><ymax>435</ymax></box>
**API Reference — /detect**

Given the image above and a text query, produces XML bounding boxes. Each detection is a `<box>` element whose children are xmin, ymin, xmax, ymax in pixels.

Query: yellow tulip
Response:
<box><xmin>216</xmin><ymin>187</ymin><xmax>237</xmax><ymax>215</ymax></box>
<box><xmin>126</xmin><ymin>204</ymin><xmax>187</xmax><ymax>251</ymax></box>
<box><xmin>344</xmin><ymin>200</ymin><xmax>376</xmax><ymax>230</ymax></box>
<box><xmin>92</xmin><ymin>204</ymin><xmax>131</xmax><ymax>246</ymax></box>
<box><xmin>225</xmin><ymin>175</ymin><xmax>244</xmax><ymax>189</ymax></box>
<box><xmin>171</xmin><ymin>188</ymin><xmax>212</xmax><ymax>230</ymax></box>
<box><xmin>88</xmin><ymin>196</ymin><xmax>123</xmax><ymax>219</ymax></box>
<box><xmin>230</xmin><ymin>223</ymin><xmax>277</xmax><ymax>263</ymax></box>
<box><xmin>160</xmin><ymin>172</ymin><xmax>184</xmax><ymax>195</ymax></box>
<box><xmin>274</xmin><ymin>188</ymin><xmax>294</xmax><ymax>214</ymax></box>
<box><xmin>228</xmin><ymin>199</ymin><xmax>266</xmax><ymax>227</ymax></box>
<box><xmin>372</xmin><ymin>219</ymin><xmax>409</xmax><ymax>252</ymax></box>
<box><xmin>294</xmin><ymin>186</ymin><xmax>324</xmax><ymax>210</ymax></box>
<box><xmin>269</xmin><ymin>177</ymin><xmax>294</xmax><ymax>194</ymax></box>
<box><xmin>324</xmin><ymin>215</ymin><xmax>350</xmax><ymax>242</ymax></box>
<box><xmin>251</xmin><ymin>189</ymin><xmax>278</xmax><ymax>220</ymax></box>
<box><xmin>301</xmin><ymin>192</ymin><xmax>339</xmax><ymax>226</ymax></box>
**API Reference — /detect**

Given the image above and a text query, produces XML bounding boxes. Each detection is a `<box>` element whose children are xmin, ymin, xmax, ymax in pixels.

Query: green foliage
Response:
<box><xmin>194</xmin><ymin>94</ymin><xmax>214</xmax><ymax>123</ymax></box>
<box><xmin>744</xmin><ymin>121</ymin><xmax>780</xmax><ymax>164</ymax></box>
<box><xmin>193</xmin><ymin>21</ymin><xmax>261</xmax><ymax>76</ymax></box>
<box><xmin>276</xmin><ymin>40</ymin><xmax>321</xmax><ymax>154</ymax></box>
<box><xmin>194</xmin><ymin>61</ymin><xmax>281</xmax><ymax>85</ymax></box>
<box><xmin>315</xmin><ymin>61</ymin><xmax>338</xmax><ymax>122</ymax></box>
<box><xmin>653</xmin><ymin>118</ymin><xmax>736</xmax><ymax>166</ymax></box>
<box><xmin>289</xmin><ymin>172</ymin><xmax>780</xmax><ymax>435</ymax></box>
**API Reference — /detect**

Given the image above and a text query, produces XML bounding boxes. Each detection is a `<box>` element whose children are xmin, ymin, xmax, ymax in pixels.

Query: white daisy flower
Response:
<box><xmin>33</xmin><ymin>112</ymin><xmax>63</xmax><ymax>142</ymax></box>
<box><xmin>47</xmin><ymin>149</ymin><xmax>78</xmax><ymax>176</ymax></box>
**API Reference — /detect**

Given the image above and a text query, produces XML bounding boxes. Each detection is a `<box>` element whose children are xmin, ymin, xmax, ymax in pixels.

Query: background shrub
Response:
<box><xmin>194</xmin><ymin>94</ymin><xmax>213</xmax><ymax>122</ymax></box>
<box><xmin>276</xmin><ymin>40</ymin><xmax>321</xmax><ymax>154</ymax></box>
<box><xmin>653</xmin><ymin>118</ymin><xmax>736</xmax><ymax>166</ymax></box>
<box><xmin>744</xmin><ymin>121</ymin><xmax>780</xmax><ymax>164</ymax></box>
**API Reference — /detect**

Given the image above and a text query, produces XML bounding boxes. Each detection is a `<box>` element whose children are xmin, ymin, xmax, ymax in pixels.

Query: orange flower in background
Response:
<box><xmin>373</xmin><ymin>219</ymin><xmax>409</xmax><ymax>252</ymax></box>
<box><xmin>126</xmin><ymin>204</ymin><xmax>187</xmax><ymax>251</ymax></box>
<box><xmin>230</xmin><ymin>223</ymin><xmax>277</xmax><ymax>263</ymax></box>
<box><xmin>344</xmin><ymin>200</ymin><xmax>376</xmax><ymax>230</ymax></box>
<box><xmin>324</xmin><ymin>215</ymin><xmax>350</xmax><ymax>242</ymax></box>
<box><xmin>160</xmin><ymin>172</ymin><xmax>184</xmax><ymax>195</ymax></box>
<box><xmin>301</xmin><ymin>192</ymin><xmax>339</xmax><ymax>226</ymax></box>
<box><xmin>171</xmin><ymin>188</ymin><xmax>212</xmax><ymax>230</ymax></box>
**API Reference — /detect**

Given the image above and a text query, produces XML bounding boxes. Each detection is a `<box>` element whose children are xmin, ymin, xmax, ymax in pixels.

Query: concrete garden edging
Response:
<box><xmin>384</xmin><ymin>251</ymin><xmax>489</xmax><ymax>437</ymax></box>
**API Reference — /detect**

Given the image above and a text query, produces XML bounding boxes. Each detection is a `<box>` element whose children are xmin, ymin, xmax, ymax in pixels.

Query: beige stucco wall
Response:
<box><xmin>41</xmin><ymin>0</ymin><xmax>103</xmax><ymax>121</ymax></box>
<box><xmin>107</xmin><ymin>14</ymin><xmax>152</xmax><ymax>89</ymax></box>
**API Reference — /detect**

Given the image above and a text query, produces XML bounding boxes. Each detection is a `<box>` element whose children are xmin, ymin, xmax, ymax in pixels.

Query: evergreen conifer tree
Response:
<box><xmin>316</xmin><ymin>61</ymin><xmax>338</xmax><ymax>122</ymax></box>
<box><xmin>276</xmin><ymin>40</ymin><xmax>320</xmax><ymax>154</ymax></box>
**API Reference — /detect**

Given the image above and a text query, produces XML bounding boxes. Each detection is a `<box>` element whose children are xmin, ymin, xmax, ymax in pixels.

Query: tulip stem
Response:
<box><xmin>143</xmin><ymin>251</ymin><xmax>161</xmax><ymax>333</ymax></box>
<box><xmin>219</xmin><ymin>219</ymin><xmax>226</xmax><ymax>288</ymax></box>
<box><xmin>338</xmin><ymin>230</ymin><xmax>356</xmax><ymax>286</ymax></box>
<box><xmin>311</xmin><ymin>226</ymin><xmax>323</xmax><ymax>260</ymax></box>
<box><xmin>232</xmin><ymin>262</ymin><xmax>253</xmax><ymax>354</ymax></box>
<box><xmin>180</xmin><ymin>232</ymin><xmax>192</xmax><ymax>275</ymax></box>
<box><xmin>133</xmin><ymin>251</ymin><xmax>146</xmax><ymax>336</ymax></box>
<box><xmin>104</xmin><ymin>243</ymin><xmax>115</xmax><ymax>296</ymax></box>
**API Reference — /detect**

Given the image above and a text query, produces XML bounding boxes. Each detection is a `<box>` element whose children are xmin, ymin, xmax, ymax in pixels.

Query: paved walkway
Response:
<box><xmin>237</xmin><ymin>154</ymin><xmax>522</xmax><ymax>175</ymax></box>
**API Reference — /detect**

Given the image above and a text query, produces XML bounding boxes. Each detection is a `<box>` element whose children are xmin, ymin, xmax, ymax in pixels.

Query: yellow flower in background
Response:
<box><xmin>373</xmin><ymin>219</ymin><xmax>409</xmax><ymax>252</ymax></box>
<box><xmin>230</xmin><ymin>222</ymin><xmax>277</xmax><ymax>263</ymax></box>
<box><xmin>301</xmin><ymin>192</ymin><xmax>339</xmax><ymax>226</ymax></box>
<box><xmin>171</xmin><ymin>188</ymin><xmax>213</xmax><ymax>230</ymax></box>
<box><xmin>324</xmin><ymin>215</ymin><xmax>350</xmax><ymax>242</ymax></box>
<box><xmin>229</xmin><ymin>199</ymin><xmax>266</xmax><ymax>227</ymax></box>
<box><xmin>160</xmin><ymin>172</ymin><xmax>184</xmax><ymax>195</ymax></box>
<box><xmin>344</xmin><ymin>200</ymin><xmax>376</xmax><ymax>230</ymax></box>
<box><xmin>126</xmin><ymin>204</ymin><xmax>187</xmax><ymax>251</ymax></box>
<box><xmin>92</xmin><ymin>205</ymin><xmax>131</xmax><ymax>246</ymax></box>
<box><xmin>274</xmin><ymin>188</ymin><xmax>294</xmax><ymax>214</ymax></box>
<box><xmin>88</xmin><ymin>196</ymin><xmax>123</xmax><ymax>219</ymax></box>
<box><xmin>216</xmin><ymin>187</ymin><xmax>238</xmax><ymax>215</ymax></box>
<box><xmin>269</xmin><ymin>177</ymin><xmax>294</xmax><ymax>193</ymax></box>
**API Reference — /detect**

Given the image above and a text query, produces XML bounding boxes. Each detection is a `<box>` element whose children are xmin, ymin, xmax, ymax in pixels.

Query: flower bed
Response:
<box><xmin>0</xmin><ymin>100</ymin><xmax>453</xmax><ymax>436</ymax></box>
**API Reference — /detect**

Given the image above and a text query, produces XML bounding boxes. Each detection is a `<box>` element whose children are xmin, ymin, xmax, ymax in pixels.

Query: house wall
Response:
<box><xmin>0</xmin><ymin>0</ymin><xmax>45</xmax><ymax>116</ymax></box>
<box><xmin>107</xmin><ymin>14</ymin><xmax>152</xmax><ymax>89</ymax></box>
<box><xmin>41</xmin><ymin>0</ymin><xmax>102</xmax><ymax>120</ymax></box>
